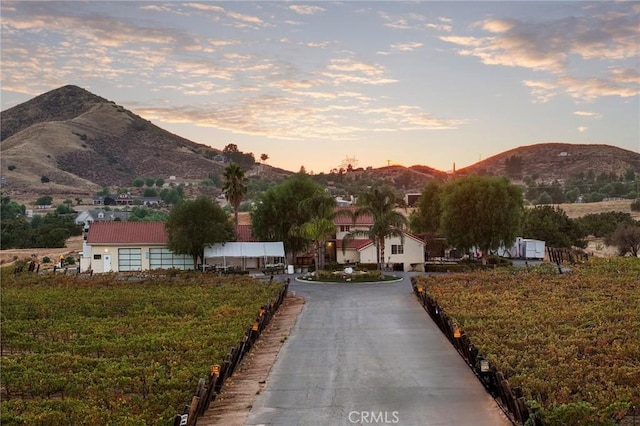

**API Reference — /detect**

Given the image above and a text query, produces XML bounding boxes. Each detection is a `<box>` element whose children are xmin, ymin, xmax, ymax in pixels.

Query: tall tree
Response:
<box><xmin>345</xmin><ymin>185</ymin><xmax>407</xmax><ymax>270</ymax></box>
<box><xmin>441</xmin><ymin>176</ymin><xmax>523</xmax><ymax>265</ymax></box>
<box><xmin>251</xmin><ymin>174</ymin><xmax>326</xmax><ymax>263</ymax></box>
<box><xmin>222</xmin><ymin>162</ymin><xmax>248</xmax><ymax>228</ymax></box>
<box><xmin>523</xmin><ymin>205</ymin><xmax>587</xmax><ymax>248</ymax></box>
<box><xmin>165</xmin><ymin>196</ymin><xmax>234</xmax><ymax>269</ymax></box>
<box><xmin>409</xmin><ymin>180</ymin><xmax>443</xmax><ymax>234</ymax></box>
<box><xmin>292</xmin><ymin>190</ymin><xmax>342</xmax><ymax>270</ymax></box>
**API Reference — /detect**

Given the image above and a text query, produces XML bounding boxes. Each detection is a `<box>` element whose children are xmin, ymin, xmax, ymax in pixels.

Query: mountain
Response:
<box><xmin>1</xmin><ymin>85</ymin><xmax>638</xmax><ymax>202</ymax></box>
<box><xmin>457</xmin><ymin>143</ymin><xmax>640</xmax><ymax>182</ymax></box>
<box><xmin>0</xmin><ymin>85</ymin><xmax>261</xmax><ymax>199</ymax></box>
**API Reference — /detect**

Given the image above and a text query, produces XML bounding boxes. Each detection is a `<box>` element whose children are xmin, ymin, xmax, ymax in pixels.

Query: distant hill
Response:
<box><xmin>1</xmin><ymin>85</ymin><xmax>638</xmax><ymax>203</ymax></box>
<box><xmin>0</xmin><ymin>85</ymin><xmax>293</xmax><ymax>200</ymax></box>
<box><xmin>457</xmin><ymin>143</ymin><xmax>640</xmax><ymax>182</ymax></box>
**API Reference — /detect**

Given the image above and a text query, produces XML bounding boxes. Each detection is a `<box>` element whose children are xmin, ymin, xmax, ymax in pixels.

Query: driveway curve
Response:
<box><xmin>246</xmin><ymin>273</ymin><xmax>512</xmax><ymax>426</ymax></box>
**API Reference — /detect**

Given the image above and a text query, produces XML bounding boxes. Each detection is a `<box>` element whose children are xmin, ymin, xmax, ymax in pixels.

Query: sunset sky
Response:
<box><xmin>1</xmin><ymin>1</ymin><xmax>638</xmax><ymax>173</ymax></box>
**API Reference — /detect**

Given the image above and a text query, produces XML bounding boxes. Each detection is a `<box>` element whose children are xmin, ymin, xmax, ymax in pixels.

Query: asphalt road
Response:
<box><xmin>245</xmin><ymin>272</ymin><xmax>512</xmax><ymax>426</ymax></box>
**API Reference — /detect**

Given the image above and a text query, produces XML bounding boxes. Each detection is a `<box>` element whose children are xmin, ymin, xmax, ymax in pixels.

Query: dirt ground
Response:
<box><xmin>0</xmin><ymin>235</ymin><xmax>84</xmax><ymax>268</ymax></box>
<box><xmin>198</xmin><ymin>294</ymin><xmax>305</xmax><ymax>426</ymax></box>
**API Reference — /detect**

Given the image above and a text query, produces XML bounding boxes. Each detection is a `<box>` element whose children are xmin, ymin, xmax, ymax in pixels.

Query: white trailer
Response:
<box><xmin>519</xmin><ymin>238</ymin><xmax>545</xmax><ymax>260</ymax></box>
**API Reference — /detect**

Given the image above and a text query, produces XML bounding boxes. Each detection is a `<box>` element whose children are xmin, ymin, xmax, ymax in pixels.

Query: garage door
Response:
<box><xmin>118</xmin><ymin>248</ymin><xmax>142</xmax><ymax>271</ymax></box>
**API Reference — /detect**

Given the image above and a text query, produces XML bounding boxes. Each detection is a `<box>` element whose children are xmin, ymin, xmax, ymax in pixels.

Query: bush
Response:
<box><xmin>8</xmin><ymin>165</ymin><xmax>16</xmax><ymax>171</ymax></box>
<box><xmin>40</xmin><ymin>176</ymin><xmax>50</xmax><ymax>183</ymax></box>
<box><xmin>42</xmin><ymin>256</ymin><xmax>51</xmax><ymax>263</ymax></box>
<box><xmin>631</xmin><ymin>199</ymin><xmax>640</xmax><ymax>212</ymax></box>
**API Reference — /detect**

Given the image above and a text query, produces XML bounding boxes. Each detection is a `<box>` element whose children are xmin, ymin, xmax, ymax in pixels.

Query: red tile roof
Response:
<box><xmin>86</xmin><ymin>221</ymin><xmax>168</xmax><ymax>245</ymax></box>
<box><xmin>335</xmin><ymin>239</ymin><xmax>373</xmax><ymax>250</ymax></box>
<box><xmin>333</xmin><ymin>207</ymin><xmax>374</xmax><ymax>226</ymax></box>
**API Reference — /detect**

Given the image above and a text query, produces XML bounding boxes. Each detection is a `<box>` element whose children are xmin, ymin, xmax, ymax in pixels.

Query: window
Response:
<box><xmin>118</xmin><ymin>248</ymin><xmax>142</xmax><ymax>271</ymax></box>
<box><xmin>340</xmin><ymin>225</ymin><xmax>350</xmax><ymax>232</ymax></box>
<box><xmin>149</xmin><ymin>248</ymin><xmax>192</xmax><ymax>270</ymax></box>
<box><xmin>391</xmin><ymin>244</ymin><xmax>404</xmax><ymax>255</ymax></box>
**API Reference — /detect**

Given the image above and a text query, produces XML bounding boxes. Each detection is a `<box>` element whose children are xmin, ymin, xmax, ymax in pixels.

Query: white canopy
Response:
<box><xmin>204</xmin><ymin>242</ymin><xmax>285</xmax><ymax>259</ymax></box>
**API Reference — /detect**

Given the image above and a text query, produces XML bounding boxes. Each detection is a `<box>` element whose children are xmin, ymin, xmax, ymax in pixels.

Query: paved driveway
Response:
<box><xmin>246</xmin><ymin>273</ymin><xmax>512</xmax><ymax>426</ymax></box>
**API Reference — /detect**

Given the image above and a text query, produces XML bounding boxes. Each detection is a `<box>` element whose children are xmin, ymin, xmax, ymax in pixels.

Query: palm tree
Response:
<box><xmin>222</xmin><ymin>162</ymin><xmax>248</xmax><ymax>228</ymax></box>
<box><xmin>292</xmin><ymin>217</ymin><xmax>336</xmax><ymax>270</ymax></box>
<box><xmin>292</xmin><ymin>190</ymin><xmax>341</xmax><ymax>270</ymax></box>
<box><xmin>345</xmin><ymin>186</ymin><xmax>408</xmax><ymax>270</ymax></box>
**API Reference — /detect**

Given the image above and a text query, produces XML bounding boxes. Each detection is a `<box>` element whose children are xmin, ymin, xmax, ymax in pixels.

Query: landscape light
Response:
<box><xmin>480</xmin><ymin>359</ymin><xmax>490</xmax><ymax>373</ymax></box>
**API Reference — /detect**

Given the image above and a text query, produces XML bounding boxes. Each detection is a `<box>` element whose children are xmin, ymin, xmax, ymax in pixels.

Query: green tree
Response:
<box><xmin>251</xmin><ymin>174</ymin><xmax>326</xmax><ymax>262</ymax></box>
<box><xmin>222</xmin><ymin>162</ymin><xmax>248</xmax><ymax>228</ymax></box>
<box><xmin>155</xmin><ymin>178</ymin><xmax>165</xmax><ymax>187</ymax></box>
<box><xmin>605</xmin><ymin>223</ymin><xmax>640</xmax><ymax>257</ymax></box>
<box><xmin>344</xmin><ymin>185</ymin><xmax>408</xmax><ymax>270</ymax></box>
<box><xmin>409</xmin><ymin>180</ymin><xmax>443</xmax><ymax>234</ymax></box>
<box><xmin>35</xmin><ymin>196</ymin><xmax>53</xmax><ymax>206</ymax></box>
<box><xmin>1</xmin><ymin>216</ymin><xmax>31</xmax><ymax>248</ymax></box>
<box><xmin>129</xmin><ymin>206</ymin><xmax>168</xmax><ymax>222</ymax></box>
<box><xmin>132</xmin><ymin>178</ymin><xmax>144</xmax><ymax>188</ymax></box>
<box><xmin>536</xmin><ymin>191</ymin><xmax>553</xmax><ymax>205</ymax></box>
<box><xmin>165</xmin><ymin>196</ymin><xmax>234</xmax><ymax>269</ymax></box>
<box><xmin>145</xmin><ymin>178</ymin><xmax>155</xmax><ymax>187</ymax></box>
<box><xmin>143</xmin><ymin>188</ymin><xmax>158</xmax><ymax>197</ymax></box>
<box><xmin>160</xmin><ymin>187</ymin><xmax>183</xmax><ymax>206</ymax></box>
<box><xmin>523</xmin><ymin>205</ymin><xmax>587</xmax><ymax>248</ymax></box>
<box><xmin>1</xmin><ymin>195</ymin><xmax>26</xmax><ymax>220</ymax></box>
<box><xmin>28</xmin><ymin>213</ymin><xmax>82</xmax><ymax>248</ymax></box>
<box><xmin>291</xmin><ymin>190</ymin><xmax>340</xmax><ymax>270</ymax></box>
<box><xmin>575</xmin><ymin>211</ymin><xmax>636</xmax><ymax>238</ymax></box>
<box><xmin>441</xmin><ymin>176</ymin><xmax>523</xmax><ymax>265</ymax></box>
<box><xmin>55</xmin><ymin>203</ymin><xmax>75</xmax><ymax>215</ymax></box>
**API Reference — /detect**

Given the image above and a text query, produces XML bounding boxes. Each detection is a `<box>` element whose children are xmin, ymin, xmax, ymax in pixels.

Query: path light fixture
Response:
<box><xmin>212</xmin><ymin>364</ymin><xmax>220</xmax><ymax>375</ymax></box>
<box><xmin>480</xmin><ymin>359</ymin><xmax>490</xmax><ymax>374</ymax></box>
<box><xmin>453</xmin><ymin>327</ymin><xmax>462</xmax><ymax>338</ymax></box>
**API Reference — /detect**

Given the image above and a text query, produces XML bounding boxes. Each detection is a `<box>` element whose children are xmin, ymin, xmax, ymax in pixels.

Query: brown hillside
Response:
<box><xmin>2</xmin><ymin>86</ymin><xmax>637</xmax><ymax>204</ymax></box>
<box><xmin>458</xmin><ymin>143</ymin><xmax>640</xmax><ymax>182</ymax></box>
<box><xmin>0</xmin><ymin>85</ymin><xmax>235</xmax><ymax>198</ymax></box>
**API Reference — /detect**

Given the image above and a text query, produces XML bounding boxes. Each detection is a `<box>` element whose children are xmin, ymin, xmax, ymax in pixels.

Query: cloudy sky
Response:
<box><xmin>2</xmin><ymin>1</ymin><xmax>639</xmax><ymax>173</ymax></box>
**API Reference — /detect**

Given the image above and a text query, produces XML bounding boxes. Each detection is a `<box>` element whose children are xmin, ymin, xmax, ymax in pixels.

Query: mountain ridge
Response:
<box><xmin>1</xmin><ymin>85</ymin><xmax>638</xmax><ymax>202</ymax></box>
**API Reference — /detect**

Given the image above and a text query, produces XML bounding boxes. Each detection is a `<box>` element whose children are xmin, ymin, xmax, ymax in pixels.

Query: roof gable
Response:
<box><xmin>86</xmin><ymin>221</ymin><xmax>167</xmax><ymax>245</ymax></box>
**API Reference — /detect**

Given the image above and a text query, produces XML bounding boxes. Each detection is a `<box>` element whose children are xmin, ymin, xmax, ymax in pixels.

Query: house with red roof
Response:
<box><xmin>81</xmin><ymin>220</ymin><xmax>284</xmax><ymax>274</ymax></box>
<box><xmin>332</xmin><ymin>207</ymin><xmax>426</xmax><ymax>271</ymax></box>
<box><xmin>81</xmin><ymin>221</ymin><xmax>192</xmax><ymax>273</ymax></box>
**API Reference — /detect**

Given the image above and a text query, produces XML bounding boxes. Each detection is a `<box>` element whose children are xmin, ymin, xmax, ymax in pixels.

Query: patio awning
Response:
<box><xmin>203</xmin><ymin>242</ymin><xmax>285</xmax><ymax>258</ymax></box>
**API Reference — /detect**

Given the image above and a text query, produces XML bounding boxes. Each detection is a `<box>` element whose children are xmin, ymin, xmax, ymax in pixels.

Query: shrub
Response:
<box><xmin>8</xmin><ymin>165</ymin><xmax>16</xmax><ymax>171</ymax></box>
<box><xmin>631</xmin><ymin>199</ymin><xmax>640</xmax><ymax>212</ymax></box>
<box><xmin>40</xmin><ymin>176</ymin><xmax>50</xmax><ymax>183</ymax></box>
<box><xmin>42</xmin><ymin>257</ymin><xmax>51</xmax><ymax>264</ymax></box>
